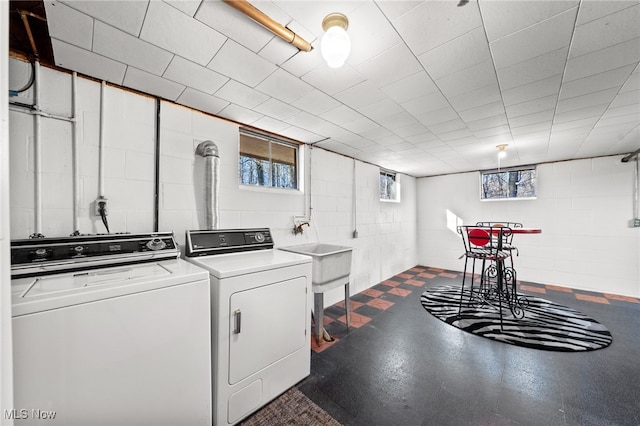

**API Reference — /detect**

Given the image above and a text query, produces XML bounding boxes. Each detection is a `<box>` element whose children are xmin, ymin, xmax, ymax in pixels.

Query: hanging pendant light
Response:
<box><xmin>321</xmin><ymin>13</ymin><xmax>351</xmax><ymax>69</ymax></box>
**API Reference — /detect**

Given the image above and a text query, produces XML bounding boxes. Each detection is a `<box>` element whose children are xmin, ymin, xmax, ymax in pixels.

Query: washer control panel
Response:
<box><xmin>185</xmin><ymin>228</ymin><xmax>273</xmax><ymax>257</ymax></box>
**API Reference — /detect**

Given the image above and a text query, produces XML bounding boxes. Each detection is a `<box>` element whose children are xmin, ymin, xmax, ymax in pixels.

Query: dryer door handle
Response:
<box><xmin>233</xmin><ymin>309</ymin><xmax>242</xmax><ymax>334</ymax></box>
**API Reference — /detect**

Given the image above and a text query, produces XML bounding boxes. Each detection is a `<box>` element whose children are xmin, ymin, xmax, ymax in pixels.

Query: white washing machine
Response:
<box><xmin>10</xmin><ymin>233</ymin><xmax>212</xmax><ymax>426</ymax></box>
<box><xmin>185</xmin><ymin>228</ymin><xmax>312</xmax><ymax>426</ymax></box>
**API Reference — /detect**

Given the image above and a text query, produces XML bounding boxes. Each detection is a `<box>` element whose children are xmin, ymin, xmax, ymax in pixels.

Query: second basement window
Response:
<box><xmin>380</xmin><ymin>170</ymin><xmax>400</xmax><ymax>202</ymax></box>
<box><xmin>480</xmin><ymin>166</ymin><xmax>536</xmax><ymax>200</ymax></box>
<box><xmin>239</xmin><ymin>129</ymin><xmax>299</xmax><ymax>190</ymax></box>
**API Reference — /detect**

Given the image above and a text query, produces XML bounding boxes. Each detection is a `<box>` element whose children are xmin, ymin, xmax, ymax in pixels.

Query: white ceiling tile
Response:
<box><xmin>620</xmin><ymin>69</ymin><xmax>640</xmax><ymax>92</ymax></box>
<box><xmin>345</xmin><ymin>1</ymin><xmax>402</xmax><ymax>66</ymax></box>
<box><xmin>375</xmin><ymin>1</ymin><xmax>421</xmax><ymax>21</ymax></box>
<box><xmin>556</xmin><ymin>88</ymin><xmax>619</xmax><ymax>114</ymax></box>
<box><xmin>596</xmin><ymin>113</ymin><xmax>640</xmax><ymax>129</ymax></box>
<box><xmin>393</xmin><ymin>0</ymin><xmax>482</xmax><ymax>55</ymax></box>
<box><xmin>123</xmin><ymin>67</ymin><xmax>185</xmax><ymax>101</ymax></box>
<box><xmin>175</xmin><ymin>89</ymin><xmax>228</xmax><ymax>121</ymax></box>
<box><xmin>472</xmin><ymin>125</ymin><xmax>511</xmax><ymax>139</ymax></box>
<box><xmin>164</xmin><ymin>1</ymin><xmax>201</xmax><ymax>17</ymax></box>
<box><xmin>449</xmin><ymin>83</ymin><xmax>502</xmax><ymax>111</ymax></box>
<box><xmin>355</xmin><ymin>43</ymin><xmax>422</xmax><ymax>87</ymax></box>
<box><xmin>610</xmin><ymin>90</ymin><xmax>640</xmax><ymax>108</ymax></box>
<box><xmin>377</xmin><ymin>111</ymin><xmax>419</xmax><ymax>130</ymax></box>
<box><xmin>141</xmin><ymin>1</ymin><xmax>226</xmax><ymax>65</ymax></box>
<box><xmin>258</xmin><ymin>37</ymin><xmax>298</xmax><ymax>66</ymax></box>
<box><xmin>428</xmin><ymin>118</ymin><xmax>466</xmax><ymax>135</ymax></box>
<box><xmin>438</xmin><ymin>129</ymin><xmax>473</xmax><ymax>142</ymax></box>
<box><xmin>359</xmin><ymin>98</ymin><xmax>404</xmax><ymax>122</ymax></box>
<box><xmin>505</xmin><ymin>95</ymin><xmax>558</xmax><ymax>119</ymax></box>
<box><xmin>381</xmin><ymin>71</ymin><xmax>438</xmax><ymax>104</ymax></box>
<box><xmin>253</xmin><ymin>98</ymin><xmax>300</xmax><ymax>120</ymax></box>
<box><xmin>93</xmin><ymin>22</ymin><xmax>173</xmax><ymax>76</ymax></box>
<box><xmin>479</xmin><ymin>0</ymin><xmax>578</xmax><ymax>42</ymax></box>
<box><xmin>218</xmin><ymin>103</ymin><xmax>264</xmax><ymax>125</ymax></box>
<box><xmin>571</xmin><ymin>5</ymin><xmax>640</xmax><ymax>58</ymax></box>
<box><xmin>508</xmin><ymin>109</ymin><xmax>555</xmax><ymax>128</ymax></box>
<box><xmin>436</xmin><ymin>60</ymin><xmax>497</xmax><ymax>98</ymax></box>
<box><xmin>553</xmin><ymin>104</ymin><xmax>608</xmax><ymax>124</ymax></box>
<box><xmin>45</xmin><ymin>1</ymin><xmax>93</xmax><ymax>50</ymax></box>
<box><xmin>302</xmin><ymin>64</ymin><xmax>366</xmax><ymax>95</ymax></box>
<box><xmin>51</xmin><ymin>39</ymin><xmax>126</xmax><ymax>85</ymax></box>
<box><xmin>280</xmin><ymin>126</ymin><xmax>324</xmax><ymax>144</ymax></box>
<box><xmin>208</xmin><ymin>40</ymin><xmax>278</xmax><ymax>87</ymax></box>
<box><xmin>285</xmin><ymin>112</ymin><xmax>332</xmax><ymax>133</ymax></box>
<box><xmin>559</xmin><ymin>65</ymin><xmax>635</xmax><ymax>100</ymax></box>
<box><xmin>459</xmin><ymin>101</ymin><xmax>505</xmax><ymax>123</ymax></box>
<box><xmin>280</xmin><ymin>44</ymin><xmax>325</xmax><ymax>77</ymax></box>
<box><xmin>215</xmin><ymin>80</ymin><xmax>269</xmax><ymax>109</ymax></box>
<box><xmin>59</xmin><ymin>0</ymin><xmax>147</xmax><ymax>35</ymax></box>
<box><xmin>401</xmin><ymin>91</ymin><xmax>450</xmax><ymax>116</ymax></box>
<box><xmin>334</xmin><ymin>81</ymin><xmax>388</xmax><ymax>110</ymax></box>
<box><xmin>291</xmin><ymin>89</ymin><xmax>341</xmax><ymax>116</ymax></box>
<box><xmin>256</xmin><ymin>68</ymin><xmax>315</xmax><ymax>103</ymax></box>
<box><xmin>511</xmin><ymin>121</ymin><xmax>552</xmax><ymax>136</ymax></box>
<box><xmin>195</xmin><ymin>0</ymin><xmax>273</xmax><ymax>52</ymax></box>
<box><xmin>251</xmin><ymin>116</ymin><xmax>292</xmax><ymax>134</ymax></box>
<box><xmin>315</xmin><ymin>140</ymin><xmax>361</xmax><ymax>157</ymax></box>
<box><xmin>393</xmin><ymin>122</ymin><xmax>429</xmax><ymax>139</ymax></box>
<box><xmin>320</xmin><ymin>105</ymin><xmax>364</xmax><ymax>126</ymax></box>
<box><xmin>416</xmin><ymin>107</ymin><xmax>460</xmax><ymax>126</ymax></box>
<box><xmin>163</xmin><ymin>56</ymin><xmax>228</xmax><ymax>94</ymax></box>
<box><xmin>552</xmin><ymin>116</ymin><xmax>599</xmax><ymax>132</ymax></box>
<box><xmin>576</xmin><ymin>0</ymin><xmax>639</xmax><ymax>26</ymax></box>
<box><xmin>467</xmin><ymin>114</ymin><xmax>509</xmax><ymax>132</ymax></box>
<box><xmin>419</xmin><ymin>27</ymin><xmax>491</xmax><ymax>80</ymax></box>
<box><xmin>564</xmin><ymin>38</ymin><xmax>640</xmax><ymax>82</ymax></box>
<box><xmin>490</xmin><ymin>8</ymin><xmax>577</xmax><ymax>70</ymax></box>
<box><xmin>501</xmin><ymin>75</ymin><xmax>562</xmax><ymax>106</ymax></box>
<box><xmin>497</xmin><ymin>47</ymin><xmax>569</xmax><ymax>90</ymax></box>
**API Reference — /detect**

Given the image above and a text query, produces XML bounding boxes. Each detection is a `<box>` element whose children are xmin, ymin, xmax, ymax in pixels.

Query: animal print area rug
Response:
<box><xmin>421</xmin><ymin>285</ymin><xmax>612</xmax><ymax>352</ymax></box>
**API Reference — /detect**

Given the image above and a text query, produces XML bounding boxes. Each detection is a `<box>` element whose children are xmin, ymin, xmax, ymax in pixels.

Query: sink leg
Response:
<box><xmin>344</xmin><ymin>282</ymin><xmax>351</xmax><ymax>330</ymax></box>
<box><xmin>314</xmin><ymin>293</ymin><xmax>324</xmax><ymax>345</ymax></box>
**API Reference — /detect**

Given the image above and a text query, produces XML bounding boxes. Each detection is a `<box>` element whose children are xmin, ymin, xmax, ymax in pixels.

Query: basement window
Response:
<box><xmin>239</xmin><ymin>129</ymin><xmax>299</xmax><ymax>190</ymax></box>
<box><xmin>380</xmin><ymin>170</ymin><xmax>400</xmax><ymax>202</ymax></box>
<box><xmin>480</xmin><ymin>166</ymin><xmax>537</xmax><ymax>200</ymax></box>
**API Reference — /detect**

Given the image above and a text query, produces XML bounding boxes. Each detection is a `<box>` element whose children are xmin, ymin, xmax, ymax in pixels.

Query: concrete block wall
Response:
<box><xmin>8</xmin><ymin>59</ymin><xmax>418</xmax><ymax>308</ymax></box>
<box><xmin>417</xmin><ymin>156</ymin><xmax>640</xmax><ymax>297</ymax></box>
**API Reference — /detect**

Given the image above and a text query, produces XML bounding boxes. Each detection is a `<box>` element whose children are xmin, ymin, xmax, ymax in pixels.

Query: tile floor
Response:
<box><xmin>297</xmin><ymin>266</ymin><xmax>640</xmax><ymax>426</ymax></box>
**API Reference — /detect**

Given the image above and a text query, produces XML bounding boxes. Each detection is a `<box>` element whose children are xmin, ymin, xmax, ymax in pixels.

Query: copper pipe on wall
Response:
<box><xmin>19</xmin><ymin>10</ymin><xmax>47</xmax><ymax>58</ymax></box>
<box><xmin>222</xmin><ymin>0</ymin><xmax>313</xmax><ymax>52</ymax></box>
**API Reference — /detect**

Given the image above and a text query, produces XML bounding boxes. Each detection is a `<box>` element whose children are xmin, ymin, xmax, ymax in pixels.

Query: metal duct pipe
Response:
<box><xmin>222</xmin><ymin>0</ymin><xmax>313</xmax><ymax>52</ymax></box>
<box><xmin>196</xmin><ymin>140</ymin><xmax>220</xmax><ymax>230</ymax></box>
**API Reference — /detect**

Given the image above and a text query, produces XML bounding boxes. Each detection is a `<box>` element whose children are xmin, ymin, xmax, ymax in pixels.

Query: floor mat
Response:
<box><xmin>240</xmin><ymin>387</ymin><xmax>341</xmax><ymax>426</ymax></box>
<box><xmin>421</xmin><ymin>285</ymin><xmax>612</xmax><ymax>352</ymax></box>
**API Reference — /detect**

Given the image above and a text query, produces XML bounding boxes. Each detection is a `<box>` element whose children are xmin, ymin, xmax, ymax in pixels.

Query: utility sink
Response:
<box><xmin>279</xmin><ymin>243</ymin><xmax>353</xmax><ymax>292</ymax></box>
<box><xmin>280</xmin><ymin>243</ymin><xmax>353</xmax><ymax>345</ymax></box>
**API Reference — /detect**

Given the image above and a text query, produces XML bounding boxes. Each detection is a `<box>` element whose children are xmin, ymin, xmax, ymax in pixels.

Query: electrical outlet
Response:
<box><xmin>94</xmin><ymin>197</ymin><xmax>108</xmax><ymax>216</ymax></box>
<box><xmin>353</xmin><ymin>229</ymin><xmax>358</xmax><ymax>238</ymax></box>
<box><xmin>634</xmin><ymin>218</ymin><xmax>640</xmax><ymax>228</ymax></box>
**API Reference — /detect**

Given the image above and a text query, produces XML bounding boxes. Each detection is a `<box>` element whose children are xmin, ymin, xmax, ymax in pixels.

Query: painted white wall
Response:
<box><xmin>417</xmin><ymin>157</ymin><xmax>640</xmax><ymax>297</ymax></box>
<box><xmin>1</xmin><ymin>2</ymin><xmax>15</xmax><ymax>423</ymax></box>
<box><xmin>8</xmin><ymin>59</ymin><xmax>418</xmax><ymax>309</ymax></box>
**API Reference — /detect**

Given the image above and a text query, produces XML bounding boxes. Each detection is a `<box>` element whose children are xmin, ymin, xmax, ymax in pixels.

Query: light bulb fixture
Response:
<box><xmin>321</xmin><ymin>13</ymin><xmax>351</xmax><ymax>69</ymax></box>
<box><xmin>497</xmin><ymin>144</ymin><xmax>508</xmax><ymax>159</ymax></box>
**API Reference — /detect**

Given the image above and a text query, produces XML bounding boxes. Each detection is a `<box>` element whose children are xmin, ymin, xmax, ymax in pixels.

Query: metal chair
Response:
<box><xmin>476</xmin><ymin>221</ymin><xmax>522</xmax><ymax>267</ymax></box>
<box><xmin>457</xmin><ymin>225</ymin><xmax>516</xmax><ymax>329</ymax></box>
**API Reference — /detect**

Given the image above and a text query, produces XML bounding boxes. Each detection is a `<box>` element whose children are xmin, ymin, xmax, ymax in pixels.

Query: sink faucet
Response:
<box><xmin>293</xmin><ymin>222</ymin><xmax>310</xmax><ymax>235</ymax></box>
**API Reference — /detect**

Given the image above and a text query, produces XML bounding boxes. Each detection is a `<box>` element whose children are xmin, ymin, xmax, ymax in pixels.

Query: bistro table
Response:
<box><xmin>487</xmin><ymin>227</ymin><xmax>542</xmax><ymax>327</ymax></box>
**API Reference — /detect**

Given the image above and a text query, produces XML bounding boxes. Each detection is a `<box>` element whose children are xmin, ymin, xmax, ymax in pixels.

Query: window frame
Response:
<box><xmin>479</xmin><ymin>165</ymin><xmax>537</xmax><ymax>201</ymax></box>
<box><xmin>238</xmin><ymin>128</ymin><xmax>301</xmax><ymax>191</ymax></box>
<box><xmin>380</xmin><ymin>169</ymin><xmax>401</xmax><ymax>202</ymax></box>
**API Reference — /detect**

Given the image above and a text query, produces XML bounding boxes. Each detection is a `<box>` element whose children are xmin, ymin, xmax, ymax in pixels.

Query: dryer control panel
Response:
<box><xmin>185</xmin><ymin>228</ymin><xmax>274</xmax><ymax>257</ymax></box>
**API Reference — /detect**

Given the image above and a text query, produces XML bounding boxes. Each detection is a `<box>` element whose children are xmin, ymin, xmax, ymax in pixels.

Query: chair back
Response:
<box><xmin>458</xmin><ymin>225</ymin><xmax>512</xmax><ymax>258</ymax></box>
<box><xmin>476</xmin><ymin>221</ymin><xmax>522</xmax><ymax>245</ymax></box>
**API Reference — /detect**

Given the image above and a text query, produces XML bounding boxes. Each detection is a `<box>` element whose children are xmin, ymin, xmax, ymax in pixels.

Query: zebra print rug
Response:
<box><xmin>420</xmin><ymin>285</ymin><xmax>612</xmax><ymax>352</ymax></box>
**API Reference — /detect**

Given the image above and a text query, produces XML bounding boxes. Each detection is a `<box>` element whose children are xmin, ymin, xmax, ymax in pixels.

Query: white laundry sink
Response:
<box><xmin>280</xmin><ymin>243</ymin><xmax>353</xmax><ymax>291</ymax></box>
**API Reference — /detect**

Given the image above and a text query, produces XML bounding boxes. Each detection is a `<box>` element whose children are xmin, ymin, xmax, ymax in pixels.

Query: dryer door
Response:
<box><xmin>228</xmin><ymin>276</ymin><xmax>307</xmax><ymax>385</ymax></box>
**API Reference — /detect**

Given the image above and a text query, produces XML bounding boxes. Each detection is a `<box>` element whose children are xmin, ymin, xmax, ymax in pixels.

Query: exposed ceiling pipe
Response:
<box><xmin>222</xmin><ymin>0</ymin><xmax>313</xmax><ymax>52</ymax></box>
<box><xmin>621</xmin><ymin>147</ymin><xmax>640</xmax><ymax>163</ymax></box>
<box><xmin>19</xmin><ymin>10</ymin><xmax>47</xmax><ymax>59</ymax></box>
